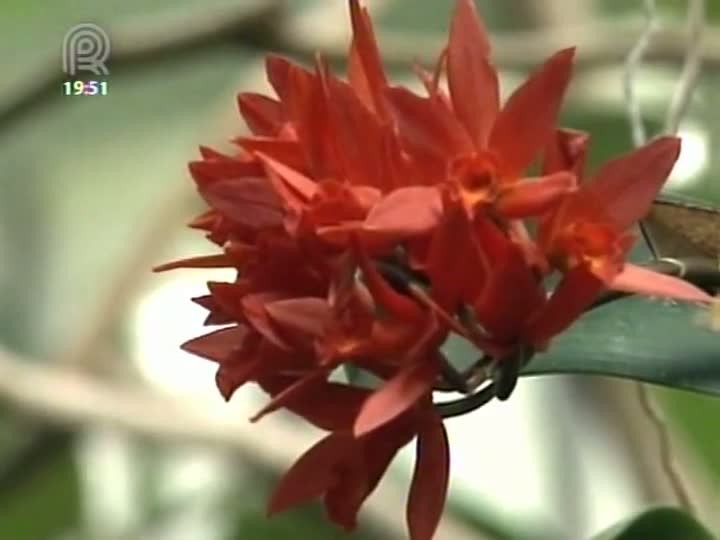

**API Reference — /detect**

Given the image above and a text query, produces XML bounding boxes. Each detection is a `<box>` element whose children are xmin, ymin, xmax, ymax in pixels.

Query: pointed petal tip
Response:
<box><xmin>612</xmin><ymin>264</ymin><xmax>713</xmax><ymax>304</ymax></box>
<box><xmin>548</xmin><ymin>47</ymin><xmax>577</xmax><ymax>73</ymax></box>
<box><xmin>654</xmin><ymin>134</ymin><xmax>682</xmax><ymax>157</ymax></box>
<box><xmin>352</xmin><ymin>414</ymin><xmax>380</xmax><ymax>438</ymax></box>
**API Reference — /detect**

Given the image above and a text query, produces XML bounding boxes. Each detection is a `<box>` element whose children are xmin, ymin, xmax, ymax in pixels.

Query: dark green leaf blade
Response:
<box><xmin>521</xmin><ymin>296</ymin><xmax>720</xmax><ymax>395</ymax></box>
<box><xmin>590</xmin><ymin>507</ymin><xmax>715</xmax><ymax>540</ymax></box>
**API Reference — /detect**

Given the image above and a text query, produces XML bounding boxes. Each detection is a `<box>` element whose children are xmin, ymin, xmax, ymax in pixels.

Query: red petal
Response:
<box><xmin>181</xmin><ymin>326</ymin><xmax>248</xmax><ymax>363</ymax></box>
<box><xmin>198</xmin><ymin>146</ymin><xmax>226</xmax><ymax>160</ymax></box>
<box><xmin>206</xmin><ymin>281</ymin><xmax>246</xmax><ymax>320</ymax></box>
<box><xmin>192</xmin><ymin>294</ymin><xmax>234</xmax><ymax>326</ymax></box>
<box><xmin>386</xmin><ymin>86</ymin><xmax>473</xmax><ymax>161</ymax></box>
<box><xmin>523</xmin><ymin>266</ymin><xmax>604</xmax><ymax>346</ymax></box>
<box><xmin>265</xmin><ymin>297</ymin><xmax>330</xmax><ymax>348</ymax></box>
<box><xmin>352</xmin><ymin>235</ymin><xmax>425</xmax><ymax>323</ymax></box>
<box><xmin>242</xmin><ymin>293</ymin><xmax>291</xmax><ymax>350</ymax></box>
<box><xmin>258</xmin><ymin>152</ymin><xmax>317</xmax><ymax>200</ymax></box>
<box><xmin>251</xmin><ymin>371</ymin><xmax>326</xmax><ymax>422</ymax></box>
<box><xmin>585</xmin><ymin>136</ymin><xmax>681</xmax><ymax>230</ymax></box>
<box><xmin>426</xmin><ymin>194</ymin><xmax>488</xmax><ymax>310</ymax></box>
<box><xmin>495</xmin><ymin>171</ymin><xmax>576</xmax><ymax>219</ymax></box>
<box><xmin>348</xmin><ymin>0</ymin><xmax>388</xmax><ymax>118</ymax></box>
<box><xmin>448</xmin><ymin>0</ymin><xmax>491</xmax><ymax>56</ymax></box>
<box><xmin>348</xmin><ymin>38</ymin><xmax>373</xmax><ymax>111</ymax></box>
<box><xmin>198</xmin><ymin>177</ymin><xmax>284</xmax><ymax>229</ymax></box>
<box><xmin>216</xmin><ymin>361</ymin><xmax>261</xmax><ymax>400</ymax></box>
<box><xmin>413</xmin><ymin>62</ymin><xmax>437</xmax><ymax>99</ymax></box>
<box><xmin>324</xmin><ymin>409</ymin><xmax>418</xmax><ymax>530</ymax></box>
<box><xmin>542</xmin><ymin>128</ymin><xmax>590</xmax><ymax>178</ymax></box>
<box><xmin>215</xmin><ymin>339</ymin><xmax>264</xmax><ymax>401</ymax></box>
<box><xmin>611</xmin><ymin>263</ymin><xmax>712</xmax><ymax>303</ymax></box>
<box><xmin>260</xmin><ymin>376</ymin><xmax>370</xmax><ymax>431</ymax></box>
<box><xmin>507</xmin><ymin>220</ymin><xmax>550</xmax><ymax>273</ymax></box>
<box><xmin>265</xmin><ymin>55</ymin><xmax>293</xmax><ymax>104</ymax></box>
<box><xmin>237</xmin><ymin>93</ymin><xmax>284</xmax><ymax>136</ymax></box>
<box><xmin>407</xmin><ymin>411</ymin><xmax>450</xmax><ymax>540</ymax></box>
<box><xmin>267</xmin><ymin>432</ymin><xmax>359</xmax><ymax>515</ymax></box>
<box><xmin>364</xmin><ymin>186</ymin><xmax>443</xmax><ymax>237</ymax></box>
<box><xmin>490</xmin><ymin>48</ymin><xmax>575</xmax><ymax>178</ymax></box>
<box><xmin>188</xmin><ymin>156</ymin><xmax>264</xmax><ymax>188</ymax></box>
<box><xmin>473</xmin><ymin>220</ymin><xmax>545</xmax><ymax>343</ymax></box>
<box><xmin>153</xmin><ymin>253</ymin><xmax>235</xmax><ymax>272</ymax></box>
<box><xmin>323</xmin><ymin>464</ymin><xmax>369</xmax><ymax>531</ymax></box>
<box><xmin>234</xmin><ymin>137</ymin><xmax>305</xmax><ymax>172</ymax></box>
<box><xmin>447</xmin><ymin>0</ymin><xmax>498</xmax><ymax>148</ymax></box>
<box><xmin>284</xmin><ymin>65</ymin><xmax>337</xmax><ymax>178</ymax></box>
<box><xmin>322</xmin><ymin>73</ymin><xmax>386</xmax><ymax>189</ymax></box>
<box><xmin>354</xmin><ymin>354</ymin><xmax>439</xmax><ymax>436</ymax></box>
<box><xmin>379</xmin><ymin>125</ymin><xmax>407</xmax><ymax>191</ymax></box>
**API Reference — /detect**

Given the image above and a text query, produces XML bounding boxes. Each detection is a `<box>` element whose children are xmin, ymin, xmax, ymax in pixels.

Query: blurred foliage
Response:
<box><xmin>0</xmin><ymin>436</ymin><xmax>80</xmax><ymax>539</ymax></box>
<box><xmin>659</xmin><ymin>388</ymin><xmax>720</xmax><ymax>491</ymax></box>
<box><xmin>591</xmin><ymin>507</ymin><xmax>715</xmax><ymax>540</ymax></box>
<box><xmin>227</xmin><ymin>493</ymin><xmax>387</xmax><ymax>540</ymax></box>
<box><xmin>599</xmin><ymin>0</ymin><xmax>720</xmax><ymax>22</ymax></box>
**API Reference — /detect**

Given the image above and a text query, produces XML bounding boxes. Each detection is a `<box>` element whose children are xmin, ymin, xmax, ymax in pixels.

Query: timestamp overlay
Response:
<box><xmin>61</xmin><ymin>23</ymin><xmax>111</xmax><ymax>96</ymax></box>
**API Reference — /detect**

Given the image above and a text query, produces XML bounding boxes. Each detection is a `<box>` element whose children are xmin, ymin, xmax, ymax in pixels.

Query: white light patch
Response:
<box><xmin>666</xmin><ymin>125</ymin><xmax>709</xmax><ymax>189</ymax></box>
<box><xmin>75</xmin><ymin>428</ymin><xmax>141</xmax><ymax>538</ymax></box>
<box><xmin>132</xmin><ymin>270</ymin><xmax>234</xmax><ymax>396</ymax></box>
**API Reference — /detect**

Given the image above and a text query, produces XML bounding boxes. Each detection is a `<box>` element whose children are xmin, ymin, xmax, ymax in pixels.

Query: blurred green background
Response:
<box><xmin>0</xmin><ymin>1</ymin><xmax>719</xmax><ymax>539</ymax></box>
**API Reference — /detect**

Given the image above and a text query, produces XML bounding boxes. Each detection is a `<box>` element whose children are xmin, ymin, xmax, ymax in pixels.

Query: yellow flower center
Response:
<box><xmin>449</xmin><ymin>153</ymin><xmax>502</xmax><ymax>211</ymax></box>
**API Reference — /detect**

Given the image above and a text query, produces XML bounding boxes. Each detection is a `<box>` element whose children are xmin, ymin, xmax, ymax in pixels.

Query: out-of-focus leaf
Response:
<box><xmin>520</xmin><ymin>296</ymin><xmax>720</xmax><ymax>395</ymax></box>
<box><xmin>590</xmin><ymin>507</ymin><xmax>715</xmax><ymax>540</ymax></box>
<box><xmin>378</xmin><ymin>0</ymin><xmax>512</xmax><ymax>33</ymax></box>
<box><xmin>0</xmin><ymin>432</ymin><xmax>81</xmax><ymax>540</ymax></box>
<box><xmin>225</xmin><ymin>468</ymin><xmax>383</xmax><ymax>540</ymax></box>
<box><xmin>450</xmin><ymin>498</ymin><xmax>562</xmax><ymax>540</ymax></box>
<box><xmin>659</xmin><ymin>388</ymin><xmax>720</xmax><ymax>490</ymax></box>
<box><xmin>599</xmin><ymin>0</ymin><xmax>720</xmax><ymax>23</ymax></box>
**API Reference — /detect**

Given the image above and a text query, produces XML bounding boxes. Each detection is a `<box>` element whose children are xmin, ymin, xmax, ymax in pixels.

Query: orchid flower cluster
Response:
<box><xmin>156</xmin><ymin>1</ymin><xmax>711</xmax><ymax>538</ymax></box>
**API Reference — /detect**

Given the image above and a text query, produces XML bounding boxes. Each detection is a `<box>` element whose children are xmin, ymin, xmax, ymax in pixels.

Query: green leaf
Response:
<box><xmin>521</xmin><ymin>296</ymin><xmax>720</xmax><ymax>395</ymax></box>
<box><xmin>590</xmin><ymin>507</ymin><xmax>715</xmax><ymax>540</ymax></box>
<box><xmin>0</xmin><ymin>430</ymin><xmax>81</xmax><ymax>540</ymax></box>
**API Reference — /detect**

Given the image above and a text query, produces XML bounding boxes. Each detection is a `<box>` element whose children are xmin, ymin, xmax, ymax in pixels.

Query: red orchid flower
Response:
<box><xmin>154</xmin><ymin>0</ymin><xmax>716</xmax><ymax>538</ymax></box>
<box><xmin>425</xmin><ymin>192</ymin><xmax>601</xmax><ymax>351</ymax></box>
<box><xmin>539</xmin><ymin>133</ymin><xmax>711</xmax><ymax>304</ymax></box>
<box><xmin>355</xmin><ymin>0</ymin><xmax>578</xmax><ymax>246</ymax></box>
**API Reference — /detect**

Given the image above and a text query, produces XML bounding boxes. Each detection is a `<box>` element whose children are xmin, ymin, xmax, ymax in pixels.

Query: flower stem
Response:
<box><xmin>435</xmin><ymin>383</ymin><xmax>497</xmax><ymax>418</ymax></box>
